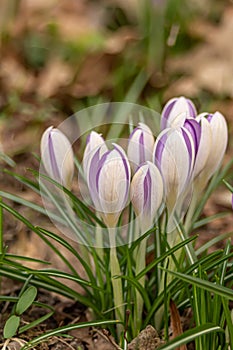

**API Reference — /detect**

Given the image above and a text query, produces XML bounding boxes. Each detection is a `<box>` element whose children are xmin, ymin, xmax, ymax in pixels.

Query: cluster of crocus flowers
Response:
<box><xmin>40</xmin><ymin>96</ymin><xmax>228</xmax><ymax>234</ymax></box>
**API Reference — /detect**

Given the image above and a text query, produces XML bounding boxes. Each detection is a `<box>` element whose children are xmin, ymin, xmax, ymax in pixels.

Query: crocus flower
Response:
<box><xmin>40</xmin><ymin>126</ymin><xmax>74</xmax><ymax>189</ymax></box>
<box><xmin>127</xmin><ymin>122</ymin><xmax>154</xmax><ymax>173</ymax></box>
<box><xmin>153</xmin><ymin>127</ymin><xmax>195</xmax><ymax>211</ymax></box>
<box><xmin>161</xmin><ymin>96</ymin><xmax>197</xmax><ymax>130</ymax></box>
<box><xmin>196</xmin><ymin>111</ymin><xmax>228</xmax><ymax>181</ymax></box>
<box><xmin>85</xmin><ymin>142</ymin><xmax>131</xmax><ymax>227</ymax></box>
<box><xmin>131</xmin><ymin>161</ymin><xmax>163</xmax><ymax>230</ymax></box>
<box><xmin>183</xmin><ymin>117</ymin><xmax>212</xmax><ymax>179</ymax></box>
<box><xmin>82</xmin><ymin>131</ymin><xmax>108</xmax><ymax>179</ymax></box>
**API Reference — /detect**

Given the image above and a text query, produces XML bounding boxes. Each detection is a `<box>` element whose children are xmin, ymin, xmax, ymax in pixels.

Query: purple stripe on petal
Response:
<box><xmin>161</xmin><ymin>99</ymin><xmax>177</xmax><ymax>129</ymax></box>
<box><xmin>86</xmin><ymin>134</ymin><xmax>91</xmax><ymax>145</ymax></box>
<box><xmin>143</xmin><ymin>168</ymin><xmax>152</xmax><ymax>211</ymax></box>
<box><xmin>207</xmin><ymin>114</ymin><xmax>213</xmax><ymax>122</ymax></box>
<box><xmin>95</xmin><ymin>150</ymin><xmax>111</xmax><ymax>192</ymax></box>
<box><xmin>188</xmin><ymin>100</ymin><xmax>197</xmax><ymax>118</ymax></box>
<box><xmin>129</xmin><ymin>126</ymin><xmax>139</xmax><ymax>140</ymax></box>
<box><xmin>48</xmin><ymin>132</ymin><xmax>60</xmax><ymax>180</ymax></box>
<box><xmin>114</xmin><ymin>145</ymin><xmax>130</xmax><ymax>205</ymax></box>
<box><xmin>181</xmin><ymin>128</ymin><xmax>193</xmax><ymax>169</ymax></box>
<box><xmin>184</xmin><ymin>119</ymin><xmax>201</xmax><ymax>156</ymax></box>
<box><xmin>139</xmin><ymin>132</ymin><xmax>145</xmax><ymax>164</ymax></box>
<box><xmin>154</xmin><ymin>133</ymin><xmax>167</xmax><ymax>168</ymax></box>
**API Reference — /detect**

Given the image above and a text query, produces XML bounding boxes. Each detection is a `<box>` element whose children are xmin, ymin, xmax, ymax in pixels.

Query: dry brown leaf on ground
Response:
<box><xmin>166</xmin><ymin>5</ymin><xmax>233</xmax><ymax>98</ymax></box>
<box><xmin>37</xmin><ymin>58</ymin><xmax>73</xmax><ymax>98</ymax></box>
<box><xmin>13</xmin><ymin>0</ymin><xmax>104</xmax><ymax>40</ymax></box>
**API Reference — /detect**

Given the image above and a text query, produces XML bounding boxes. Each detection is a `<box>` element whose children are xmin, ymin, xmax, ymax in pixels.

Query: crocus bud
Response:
<box><xmin>161</xmin><ymin>96</ymin><xmax>197</xmax><ymax>130</ymax></box>
<box><xmin>184</xmin><ymin>117</ymin><xmax>212</xmax><ymax>179</ymax></box>
<box><xmin>86</xmin><ymin>143</ymin><xmax>131</xmax><ymax>227</ymax></box>
<box><xmin>40</xmin><ymin>126</ymin><xmax>74</xmax><ymax>189</ymax></box>
<box><xmin>127</xmin><ymin>122</ymin><xmax>154</xmax><ymax>173</ymax></box>
<box><xmin>153</xmin><ymin>127</ymin><xmax>195</xmax><ymax>211</ymax></box>
<box><xmin>83</xmin><ymin>131</ymin><xmax>108</xmax><ymax>178</ymax></box>
<box><xmin>197</xmin><ymin>112</ymin><xmax>228</xmax><ymax>180</ymax></box>
<box><xmin>131</xmin><ymin>161</ymin><xmax>163</xmax><ymax>230</ymax></box>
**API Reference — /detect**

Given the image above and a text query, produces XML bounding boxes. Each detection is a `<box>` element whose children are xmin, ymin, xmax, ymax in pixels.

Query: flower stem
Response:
<box><xmin>109</xmin><ymin>229</ymin><xmax>124</xmax><ymax>339</ymax></box>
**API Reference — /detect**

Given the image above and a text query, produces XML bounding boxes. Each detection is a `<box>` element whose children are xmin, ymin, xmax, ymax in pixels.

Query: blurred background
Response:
<box><xmin>0</xmin><ymin>0</ymin><xmax>233</xmax><ymax>158</ymax></box>
<box><xmin>0</xmin><ymin>0</ymin><xmax>233</xmax><ymax>276</ymax></box>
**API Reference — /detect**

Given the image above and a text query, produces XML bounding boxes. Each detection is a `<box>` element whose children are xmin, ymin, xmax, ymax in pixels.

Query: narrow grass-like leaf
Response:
<box><xmin>21</xmin><ymin>319</ymin><xmax>120</xmax><ymax>350</ymax></box>
<box><xmin>0</xmin><ymin>190</ymin><xmax>64</xmax><ymax>224</ymax></box>
<box><xmin>118</xmin><ymin>275</ymin><xmax>151</xmax><ymax>311</ymax></box>
<box><xmin>29</xmin><ymin>269</ymin><xmax>103</xmax><ymax>291</ymax></box>
<box><xmin>0</xmin><ymin>197</ymin><xmax>3</xmax><ymax>255</ymax></box>
<box><xmin>196</xmin><ymin>231</ymin><xmax>233</xmax><ymax>255</ymax></box>
<box><xmin>19</xmin><ymin>310</ymin><xmax>54</xmax><ymax>334</ymax></box>
<box><xmin>194</xmin><ymin>212</ymin><xmax>230</xmax><ymax>229</ymax></box>
<box><xmin>4</xmin><ymin>254</ymin><xmax>50</xmax><ymax>265</ymax></box>
<box><xmin>163</xmin><ymin>269</ymin><xmax>233</xmax><ymax>300</ymax></box>
<box><xmin>0</xmin><ymin>201</ymin><xmax>84</xmax><ymax>278</ymax></box>
<box><xmin>136</xmin><ymin>235</ymin><xmax>197</xmax><ymax>280</ymax></box>
<box><xmin>37</xmin><ymin>227</ymin><xmax>98</xmax><ymax>291</ymax></box>
<box><xmin>0</xmin><ymin>266</ymin><xmax>101</xmax><ymax>315</ymax></box>
<box><xmin>4</xmin><ymin>169</ymin><xmax>40</xmax><ymax>194</ymax></box>
<box><xmin>158</xmin><ymin>324</ymin><xmax>224</xmax><ymax>350</ymax></box>
<box><xmin>0</xmin><ymin>152</ymin><xmax>16</xmax><ymax>166</ymax></box>
<box><xmin>222</xmin><ymin>297</ymin><xmax>233</xmax><ymax>348</ymax></box>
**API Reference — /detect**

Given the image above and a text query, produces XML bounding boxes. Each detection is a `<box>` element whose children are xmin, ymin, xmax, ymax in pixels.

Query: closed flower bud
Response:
<box><xmin>184</xmin><ymin>117</ymin><xmax>212</xmax><ymax>178</ymax></box>
<box><xmin>83</xmin><ymin>131</ymin><xmax>108</xmax><ymax>179</ymax></box>
<box><xmin>127</xmin><ymin>122</ymin><xmax>154</xmax><ymax>173</ymax></box>
<box><xmin>153</xmin><ymin>127</ymin><xmax>195</xmax><ymax>210</ymax></box>
<box><xmin>161</xmin><ymin>96</ymin><xmax>197</xmax><ymax>130</ymax></box>
<box><xmin>130</xmin><ymin>161</ymin><xmax>163</xmax><ymax>230</ymax></box>
<box><xmin>86</xmin><ymin>143</ymin><xmax>131</xmax><ymax>227</ymax></box>
<box><xmin>40</xmin><ymin>126</ymin><xmax>74</xmax><ymax>189</ymax></box>
<box><xmin>197</xmin><ymin>111</ymin><xmax>228</xmax><ymax>180</ymax></box>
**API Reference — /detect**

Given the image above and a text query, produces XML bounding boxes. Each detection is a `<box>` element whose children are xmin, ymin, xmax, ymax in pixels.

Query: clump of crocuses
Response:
<box><xmin>40</xmin><ymin>96</ymin><xmax>228</xmax><ymax>337</ymax></box>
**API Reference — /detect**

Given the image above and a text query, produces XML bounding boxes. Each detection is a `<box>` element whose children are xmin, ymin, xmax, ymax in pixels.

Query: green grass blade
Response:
<box><xmin>158</xmin><ymin>324</ymin><xmax>224</xmax><ymax>350</ymax></box>
<box><xmin>163</xmin><ymin>269</ymin><xmax>233</xmax><ymax>300</ymax></box>
<box><xmin>21</xmin><ymin>319</ymin><xmax>121</xmax><ymax>350</ymax></box>
<box><xmin>136</xmin><ymin>235</ymin><xmax>197</xmax><ymax>280</ymax></box>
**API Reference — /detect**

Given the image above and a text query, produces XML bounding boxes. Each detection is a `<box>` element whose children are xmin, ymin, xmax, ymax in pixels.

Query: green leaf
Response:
<box><xmin>158</xmin><ymin>323</ymin><xmax>224</xmax><ymax>350</ymax></box>
<box><xmin>164</xmin><ymin>269</ymin><xmax>233</xmax><ymax>300</ymax></box>
<box><xmin>16</xmin><ymin>286</ymin><xmax>37</xmax><ymax>315</ymax></box>
<box><xmin>21</xmin><ymin>319</ymin><xmax>120</xmax><ymax>350</ymax></box>
<box><xmin>4</xmin><ymin>315</ymin><xmax>20</xmax><ymax>338</ymax></box>
<box><xmin>19</xmin><ymin>310</ymin><xmax>54</xmax><ymax>334</ymax></box>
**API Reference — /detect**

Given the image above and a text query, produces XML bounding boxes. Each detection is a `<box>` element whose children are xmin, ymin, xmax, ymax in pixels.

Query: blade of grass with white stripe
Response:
<box><xmin>158</xmin><ymin>324</ymin><xmax>224</xmax><ymax>350</ymax></box>
<box><xmin>21</xmin><ymin>319</ymin><xmax>121</xmax><ymax>350</ymax></box>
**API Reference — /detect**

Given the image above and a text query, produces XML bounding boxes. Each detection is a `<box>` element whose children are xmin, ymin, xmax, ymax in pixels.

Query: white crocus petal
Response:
<box><xmin>83</xmin><ymin>131</ymin><xmax>108</xmax><ymax>178</ymax></box>
<box><xmin>153</xmin><ymin>127</ymin><xmax>195</xmax><ymax>211</ymax></box>
<box><xmin>127</xmin><ymin>122</ymin><xmax>154</xmax><ymax>173</ymax></box>
<box><xmin>97</xmin><ymin>144</ymin><xmax>131</xmax><ymax>227</ymax></box>
<box><xmin>193</xmin><ymin>117</ymin><xmax>212</xmax><ymax>178</ymax></box>
<box><xmin>40</xmin><ymin>126</ymin><xmax>74</xmax><ymax>189</ymax></box>
<box><xmin>206</xmin><ymin>112</ymin><xmax>228</xmax><ymax>178</ymax></box>
<box><xmin>131</xmin><ymin>161</ymin><xmax>163</xmax><ymax>229</ymax></box>
<box><xmin>197</xmin><ymin>112</ymin><xmax>228</xmax><ymax>181</ymax></box>
<box><xmin>161</xmin><ymin>96</ymin><xmax>197</xmax><ymax>130</ymax></box>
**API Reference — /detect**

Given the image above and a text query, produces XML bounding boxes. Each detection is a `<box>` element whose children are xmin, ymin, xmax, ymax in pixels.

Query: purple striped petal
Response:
<box><xmin>143</xmin><ymin>168</ymin><xmax>152</xmax><ymax>211</ymax></box>
<box><xmin>183</xmin><ymin>119</ymin><xmax>201</xmax><ymax>156</ymax></box>
<box><xmin>161</xmin><ymin>96</ymin><xmax>197</xmax><ymax>130</ymax></box>
<box><xmin>48</xmin><ymin>131</ymin><xmax>60</xmax><ymax>180</ymax></box>
<box><xmin>127</xmin><ymin>123</ymin><xmax>154</xmax><ymax>173</ymax></box>
<box><xmin>154</xmin><ymin>132</ymin><xmax>167</xmax><ymax>167</ymax></box>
